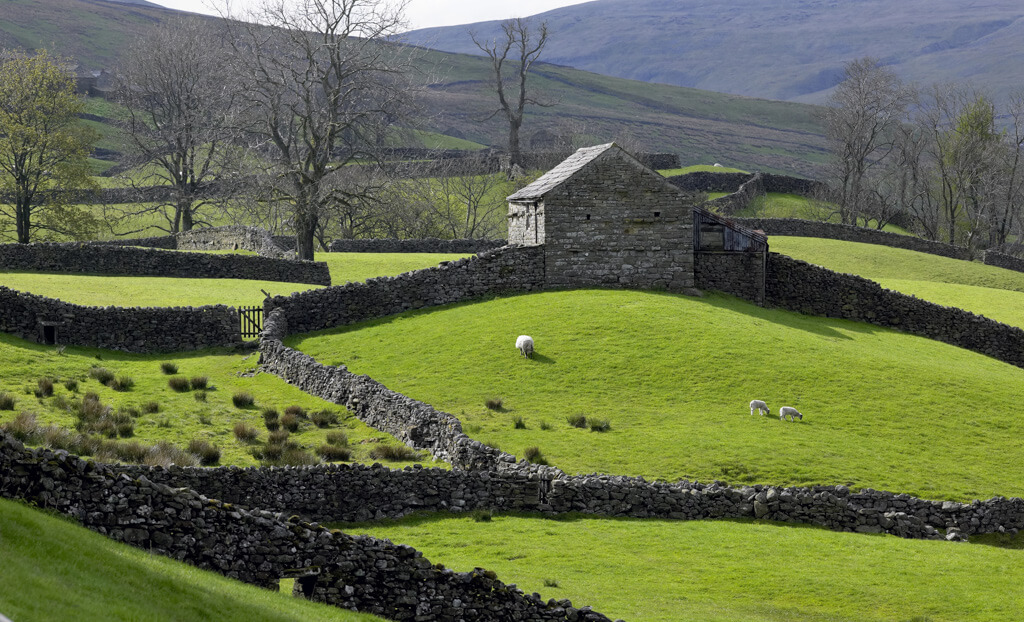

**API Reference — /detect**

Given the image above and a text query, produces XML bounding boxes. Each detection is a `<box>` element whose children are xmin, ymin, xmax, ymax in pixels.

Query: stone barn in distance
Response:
<box><xmin>507</xmin><ymin>142</ymin><xmax>767</xmax><ymax>301</ymax></box>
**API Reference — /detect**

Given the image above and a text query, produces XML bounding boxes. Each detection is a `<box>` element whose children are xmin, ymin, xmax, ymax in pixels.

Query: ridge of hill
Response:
<box><xmin>403</xmin><ymin>0</ymin><xmax>1024</xmax><ymax>105</ymax></box>
<box><xmin>0</xmin><ymin>0</ymin><xmax>827</xmax><ymax>175</ymax></box>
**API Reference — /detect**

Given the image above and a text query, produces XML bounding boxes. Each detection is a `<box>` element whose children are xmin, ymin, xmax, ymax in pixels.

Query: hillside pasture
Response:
<box><xmin>289</xmin><ymin>289</ymin><xmax>1024</xmax><ymax>502</ymax></box>
<box><xmin>349</xmin><ymin>512</ymin><xmax>1024</xmax><ymax>622</ymax></box>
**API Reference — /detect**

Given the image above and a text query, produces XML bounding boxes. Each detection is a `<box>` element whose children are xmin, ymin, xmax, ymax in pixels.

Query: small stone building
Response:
<box><xmin>506</xmin><ymin>142</ymin><xmax>768</xmax><ymax>301</ymax></box>
<box><xmin>507</xmin><ymin>143</ymin><xmax>697</xmax><ymax>290</ymax></box>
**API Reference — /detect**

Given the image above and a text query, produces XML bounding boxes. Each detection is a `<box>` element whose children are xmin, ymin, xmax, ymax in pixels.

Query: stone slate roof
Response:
<box><xmin>507</xmin><ymin>143</ymin><xmax>617</xmax><ymax>201</ymax></box>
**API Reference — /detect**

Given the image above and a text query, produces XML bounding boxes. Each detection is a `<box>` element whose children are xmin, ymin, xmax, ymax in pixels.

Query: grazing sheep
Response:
<box><xmin>779</xmin><ymin>406</ymin><xmax>803</xmax><ymax>422</ymax></box>
<box><xmin>515</xmin><ymin>335</ymin><xmax>534</xmax><ymax>358</ymax></box>
<box><xmin>749</xmin><ymin>399</ymin><xmax>769</xmax><ymax>416</ymax></box>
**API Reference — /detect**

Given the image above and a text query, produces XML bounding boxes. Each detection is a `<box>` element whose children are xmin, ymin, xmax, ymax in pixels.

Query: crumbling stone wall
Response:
<box><xmin>708</xmin><ymin>172</ymin><xmax>765</xmax><ymax>214</ymax></box>
<box><xmin>264</xmin><ymin>245</ymin><xmax>545</xmax><ymax>336</ymax></box>
<box><xmin>666</xmin><ymin>172</ymin><xmax>823</xmax><ymax>198</ymax></box>
<box><xmin>0</xmin><ymin>433</ymin><xmax>615</xmax><ymax>622</ymax></box>
<box><xmin>0</xmin><ymin>241</ymin><xmax>330</xmax><ymax>285</ymax></box>
<box><xmin>328</xmin><ymin>238</ymin><xmax>506</xmax><ymax>253</ymax></box>
<box><xmin>94</xmin><ymin>225</ymin><xmax>294</xmax><ymax>259</ymax></box>
<box><xmin>736</xmin><ymin>218</ymin><xmax>973</xmax><ymax>260</ymax></box>
<box><xmin>0</xmin><ymin>286</ymin><xmax>241</xmax><ymax>352</ymax></box>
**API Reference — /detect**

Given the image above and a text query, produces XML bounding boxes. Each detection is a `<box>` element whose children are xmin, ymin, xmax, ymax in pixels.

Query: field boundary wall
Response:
<box><xmin>327</xmin><ymin>238</ymin><xmax>506</xmax><ymax>253</ymax></box>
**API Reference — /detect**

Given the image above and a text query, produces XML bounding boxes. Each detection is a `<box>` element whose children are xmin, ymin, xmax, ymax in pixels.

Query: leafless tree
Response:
<box><xmin>823</xmin><ymin>58</ymin><xmax>914</xmax><ymax>225</ymax></box>
<box><xmin>227</xmin><ymin>0</ymin><xmax>417</xmax><ymax>259</ymax></box>
<box><xmin>113</xmin><ymin>17</ymin><xmax>245</xmax><ymax>234</ymax></box>
<box><xmin>472</xmin><ymin>18</ymin><xmax>550</xmax><ymax>171</ymax></box>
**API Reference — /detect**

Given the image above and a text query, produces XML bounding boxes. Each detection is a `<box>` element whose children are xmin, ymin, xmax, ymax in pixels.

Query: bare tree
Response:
<box><xmin>472</xmin><ymin>18</ymin><xmax>550</xmax><ymax>171</ymax></box>
<box><xmin>429</xmin><ymin>156</ymin><xmax>510</xmax><ymax>238</ymax></box>
<box><xmin>227</xmin><ymin>0</ymin><xmax>416</xmax><ymax>260</ymax></box>
<box><xmin>823</xmin><ymin>58</ymin><xmax>914</xmax><ymax>225</ymax></box>
<box><xmin>113</xmin><ymin>17</ymin><xmax>245</xmax><ymax>234</ymax></box>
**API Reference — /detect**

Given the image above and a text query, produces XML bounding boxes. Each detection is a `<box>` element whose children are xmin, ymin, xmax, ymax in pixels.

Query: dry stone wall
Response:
<box><xmin>0</xmin><ymin>433</ymin><xmax>616</xmax><ymax>622</ymax></box>
<box><xmin>0</xmin><ymin>241</ymin><xmax>330</xmax><ymax>285</ymax></box>
<box><xmin>94</xmin><ymin>226</ymin><xmax>295</xmax><ymax>260</ymax></box>
<box><xmin>694</xmin><ymin>251</ymin><xmax>766</xmax><ymax>304</ymax></box>
<box><xmin>264</xmin><ymin>245</ymin><xmax>545</xmax><ymax>336</ymax></box>
<box><xmin>328</xmin><ymin>238</ymin><xmax>506</xmax><ymax>253</ymax></box>
<box><xmin>0</xmin><ymin>285</ymin><xmax>240</xmax><ymax>352</ymax></box>
<box><xmin>983</xmin><ymin>249</ymin><xmax>1024</xmax><ymax>272</ymax></box>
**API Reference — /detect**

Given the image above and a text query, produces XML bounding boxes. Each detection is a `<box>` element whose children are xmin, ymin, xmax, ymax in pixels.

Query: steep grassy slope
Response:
<box><xmin>289</xmin><ymin>289</ymin><xmax>1024</xmax><ymax>501</ymax></box>
<box><xmin>350</xmin><ymin>513</ymin><xmax>1024</xmax><ymax>622</ymax></box>
<box><xmin>0</xmin><ymin>498</ymin><xmax>386</xmax><ymax>622</ymax></box>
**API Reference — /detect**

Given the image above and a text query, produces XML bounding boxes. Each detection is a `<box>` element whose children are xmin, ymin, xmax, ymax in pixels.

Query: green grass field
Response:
<box><xmin>0</xmin><ymin>498</ymin><xmax>385</xmax><ymax>622</ymax></box>
<box><xmin>288</xmin><ymin>288</ymin><xmax>1024</xmax><ymax>501</ymax></box>
<box><xmin>348</xmin><ymin>512</ymin><xmax>1024</xmax><ymax>622</ymax></box>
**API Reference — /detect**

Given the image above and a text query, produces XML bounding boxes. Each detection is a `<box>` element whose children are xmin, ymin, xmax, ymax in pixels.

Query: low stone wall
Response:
<box><xmin>0</xmin><ymin>433</ymin><xmax>615</xmax><ymax>622</ymax></box>
<box><xmin>0</xmin><ymin>242</ymin><xmax>330</xmax><ymax>286</ymax></box>
<box><xmin>0</xmin><ymin>286</ymin><xmax>241</xmax><ymax>352</ymax></box>
<box><xmin>265</xmin><ymin>245</ymin><xmax>545</xmax><ymax>336</ymax></box>
<box><xmin>328</xmin><ymin>238</ymin><xmax>506</xmax><ymax>253</ymax></box>
<box><xmin>708</xmin><ymin>172</ymin><xmax>764</xmax><ymax>214</ymax></box>
<box><xmin>667</xmin><ymin>172</ymin><xmax>823</xmax><ymax>197</ymax></box>
<box><xmin>764</xmin><ymin>253</ymin><xmax>1024</xmax><ymax>368</ymax></box>
<box><xmin>983</xmin><ymin>249</ymin><xmax>1024</xmax><ymax>272</ymax></box>
<box><xmin>95</xmin><ymin>225</ymin><xmax>294</xmax><ymax>260</ymax></box>
<box><xmin>735</xmin><ymin>218</ymin><xmax>973</xmax><ymax>261</ymax></box>
<box><xmin>694</xmin><ymin>251</ymin><xmax>766</xmax><ymax>304</ymax></box>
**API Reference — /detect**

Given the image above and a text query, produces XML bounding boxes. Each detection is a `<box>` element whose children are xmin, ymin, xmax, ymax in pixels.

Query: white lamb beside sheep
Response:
<box><xmin>779</xmin><ymin>406</ymin><xmax>803</xmax><ymax>422</ymax></box>
<box><xmin>749</xmin><ymin>399</ymin><xmax>769</xmax><ymax>416</ymax></box>
<box><xmin>516</xmin><ymin>335</ymin><xmax>534</xmax><ymax>358</ymax></box>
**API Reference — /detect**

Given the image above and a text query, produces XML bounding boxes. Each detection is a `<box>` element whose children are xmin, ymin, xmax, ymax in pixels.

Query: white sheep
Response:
<box><xmin>515</xmin><ymin>335</ymin><xmax>534</xmax><ymax>358</ymax></box>
<box><xmin>749</xmin><ymin>400</ymin><xmax>769</xmax><ymax>416</ymax></box>
<box><xmin>779</xmin><ymin>406</ymin><xmax>803</xmax><ymax>422</ymax></box>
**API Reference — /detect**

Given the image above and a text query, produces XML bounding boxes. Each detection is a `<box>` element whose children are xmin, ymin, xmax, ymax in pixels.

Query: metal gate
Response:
<box><xmin>239</xmin><ymin>306</ymin><xmax>264</xmax><ymax>339</ymax></box>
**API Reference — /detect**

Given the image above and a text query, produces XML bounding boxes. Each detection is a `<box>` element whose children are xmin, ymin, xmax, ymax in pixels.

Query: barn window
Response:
<box><xmin>586</xmin><ymin>214</ymin><xmax>591</xmax><ymax>220</ymax></box>
<box><xmin>653</xmin><ymin>211</ymin><xmax>661</xmax><ymax>217</ymax></box>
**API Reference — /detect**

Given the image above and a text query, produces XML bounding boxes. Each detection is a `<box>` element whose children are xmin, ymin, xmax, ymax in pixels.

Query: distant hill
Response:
<box><xmin>0</xmin><ymin>0</ymin><xmax>829</xmax><ymax>175</ymax></box>
<box><xmin>403</xmin><ymin>0</ymin><xmax>1024</xmax><ymax>104</ymax></box>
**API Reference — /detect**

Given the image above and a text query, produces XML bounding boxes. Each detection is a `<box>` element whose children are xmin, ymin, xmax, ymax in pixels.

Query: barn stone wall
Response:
<box><xmin>0</xmin><ymin>241</ymin><xmax>330</xmax><ymax>285</ymax></box>
<box><xmin>0</xmin><ymin>285</ymin><xmax>241</xmax><ymax>352</ymax></box>
<box><xmin>538</xmin><ymin>152</ymin><xmax>696</xmax><ymax>291</ymax></box>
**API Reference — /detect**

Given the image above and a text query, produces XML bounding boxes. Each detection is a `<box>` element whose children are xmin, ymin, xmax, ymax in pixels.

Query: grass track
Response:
<box><xmin>290</xmin><ymin>289</ymin><xmax>1024</xmax><ymax>501</ymax></box>
<box><xmin>0</xmin><ymin>498</ymin><xmax>385</xmax><ymax>622</ymax></box>
<box><xmin>350</xmin><ymin>512</ymin><xmax>1024</xmax><ymax>622</ymax></box>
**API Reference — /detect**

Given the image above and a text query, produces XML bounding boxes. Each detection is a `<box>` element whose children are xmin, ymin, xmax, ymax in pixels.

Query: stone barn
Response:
<box><xmin>507</xmin><ymin>142</ymin><xmax>767</xmax><ymax>300</ymax></box>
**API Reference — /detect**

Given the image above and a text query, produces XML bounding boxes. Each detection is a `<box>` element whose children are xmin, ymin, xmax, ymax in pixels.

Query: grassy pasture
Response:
<box><xmin>349</xmin><ymin>512</ymin><xmax>1024</xmax><ymax>622</ymax></box>
<box><xmin>289</xmin><ymin>288</ymin><xmax>1024</xmax><ymax>501</ymax></box>
<box><xmin>658</xmin><ymin>164</ymin><xmax>750</xmax><ymax>175</ymax></box>
<box><xmin>0</xmin><ymin>498</ymin><xmax>385</xmax><ymax>622</ymax></box>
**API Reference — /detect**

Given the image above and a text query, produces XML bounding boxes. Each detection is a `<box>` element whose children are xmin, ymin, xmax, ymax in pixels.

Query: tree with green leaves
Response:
<box><xmin>0</xmin><ymin>50</ymin><xmax>97</xmax><ymax>243</ymax></box>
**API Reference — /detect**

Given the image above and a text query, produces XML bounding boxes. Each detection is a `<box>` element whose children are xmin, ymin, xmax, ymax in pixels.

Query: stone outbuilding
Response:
<box><xmin>506</xmin><ymin>142</ymin><xmax>768</xmax><ymax>302</ymax></box>
<box><xmin>507</xmin><ymin>142</ymin><xmax>698</xmax><ymax>291</ymax></box>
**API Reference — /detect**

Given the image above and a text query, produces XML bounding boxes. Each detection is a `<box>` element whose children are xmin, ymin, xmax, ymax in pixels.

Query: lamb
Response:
<box><xmin>749</xmin><ymin>400</ymin><xmax>769</xmax><ymax>416</ymax></box>
<box><xmin>779</xmin><ymin>406</ymin><xmax>803</xmax><ymax>422</ymax></box>
<box><xmin>515</xmin><ymin>335</ymin><xmax>534</xmax><ymax>358</ymax></box>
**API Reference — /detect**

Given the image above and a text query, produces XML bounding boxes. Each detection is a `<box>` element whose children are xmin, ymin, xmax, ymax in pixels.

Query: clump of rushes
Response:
<box><xmin>160</xmin><ymin>362</ymin><xmax>178</xmax><ymax>375</ymax></box>
<box><xmin>284</xmin><ymin>405</ymin><xmax>305</xmax><ymax>419</ymax></box>
<box><xmin>566</xmin><ymin>414</ymin><xmax>587</xmax><ymax>428</ymax></box>
<box><xmin>262</xmin><ymin>407</ymin><xmax>280</xmax><ymax>431</ymax></box>
<box><xmin>194</xmin><ymin>390</ymin><xmax>207</xmax><ymax>402</ymax></box>
<box><xmin>63</xmin><ymin>378</ymin><xmax>79</xmax><ymax>393</ymax></box>
<box><xmin>472</xmin><ymin>509</ymin><xmax>493</xmax><ymax>522</ymax></box>
<box><xmin>485</xmin><ymin>398</ymin><xmax>503</xmax><ymax>411</ymax></box>
<box><xmin>168</xmin><ymin>377</ymin><xmax>190</xmax><ymax>392</ymax></box>
<box><xmin>369</xmin><ymin>445</ymin><xmax>420</xmax><ymax>462</ymax></box>
<box><xmin>325</xmin><ymin>431</ymin><xmax>348</xmax><ymax>446</ymax></box>
<box><xmin>187</xmin><ymin>439</ymin><xmax>221</xmax><ymax>466</ymax></box>
<box><xmin>2</xmin><ymin>412</ymin><xmax>39</xmax><ymax>442</ymax></box>
<box><xmin>0</xmin><ymin>392</ymin><xmax>15</xmax><ymax>410</ymax></box>
<box><xmin>232</xmin><ymin>422</ymin><xmax>259</xmax><ymax>442</ymax></box>
<box><xmin>281</xmin><ymin>413</ymin><xmax>300</xmax><ymax>432</ymax></box>
<box><xmin>588</xmin><ymin>418</ymin><xmax>611</xmax><ymax>432</ymax></box>
<box><xmin>35</xmin><ymin>377</ymin><xmax>54</xmax><ymax>398</ymax></box>
<box><xmin>310</xmin><ymin>409</ymin><xmax>338</xmax><ymax>428</ymax></box>
<box><xmin>108</xmin><ymin>376</ymin><xmax>134</xmax><ymax>392</ymax></box>
<box><xmin>315</xmin><ymin>444</ymin><xmax>351</xmax><ymax>462</ymax></box>
<box><xmin>268</xmin><ymin>429</ymin><xmax>290</xmax><ymax>445</ymax></box>
<box><xmin>523</xmin><ymin>446</ymin><xmax>548</xmax><ymax>465</ymax></box>
<box><xmin>142</xmin><ymin>401</ymin><xmax>160</xmax><ymax>414</ymax></box>
<box><xmin>512</xmin><ymin>415</ymin><xmax>527</xmax><ymax>429</ymax></box>
<box><xmin>189</xmin><ymin>376</ymin><xmax>208</xmax><ymax>391</ymax></box>
<box><xmin>89</xmin><ymin>367</ymin><xmax>115</xmax><ymax>385</ymax></box>
<box><xmin>232</xmin><ymin>392</ymin><xmax>255</xmax><ymax>408</ymax></box>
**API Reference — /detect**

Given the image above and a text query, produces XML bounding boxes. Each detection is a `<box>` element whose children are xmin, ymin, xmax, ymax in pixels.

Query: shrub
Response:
<box><xmin>168</xmin><ymin>377</ymin><xmax>190</xmax><ymax>392</ymax></box>
<box><xmin>160</xmin><ymin>362</ymin><xmax>178</xmax><ymax>375</ymax></box>
<box><xmin>142</xmin><ymin>401</ymin><xmax>160</xmax><ymax>414</ymax></box>
<box><xmin>232</xmin><ymin>392</ymin><xmax>255</xmax><ymax>408</ymax></box>
<box><xmin>485</xmin><ymin>398</ymin><xmax>503</xmax><ymax>411</ymax></box>
<box><xmin>310</xmin><ymin>409</ymin><xmax>339</xmax><ymax>428</ymax></box>
<box><xmin>523</xmin><ymin>446</ymin><xmax>548</xmax><ymax>465</ymax></box>
<box><xmin>189</xmin><ymin>376</ymin><xmax>208</xmax><ymax>391</ymax></box>
<box><xmin>63</xmin><ymin>378</ymin><xmax>79</xmax><ymax>393</ymax></box>
<box><xmin>2</xmin><ymin>412</ymin><xmax>39</xmax><ymax>442</ymax></box>
<box><xmin>369</xmin><ymin>444</ymin><xmax>420</xmax><ymax>462</ymax></box>
<box><xmin>268</xmin><ymin>429</ymin><xmax>290</xmax><ymax>445</ymax></box>
<box><xmin>233</xmin><ymin>422</ymin><xmax>259</xmax><ymax>443</ymax></box>
<box><xmin>325</xmin><ymin>431</ymin><xmax>348</xmax><ymax>446</ymax></box>
<box><xmin>315</xmin><ymin>444</ymin><xmax>351</xmax><ymax>462</ymax></box>
<box><xmin>281</xmin><ymin>413</ymin><xmax>300</xmax><ymax>432</ymax></box>
<box><xmin>89</xmin><ymin>367</ymin><xmax>115</xmax><ymax>385</ymax></box>
<box><xmin>187</xmin><ymin>439</ymin><xmax>221</xmax><ymax>466</ymax></box>
<box><xmin>284</xmin><ymin>405</ymin><xmax>306</xmax><ymax>418</ymax></box>
<box><xmin>588</xmin><ymin>418</ymin><xmax>611</xmax><ymax>432</ymax></box>
<box><xmin>194</xmin><ymin>390</ymin><xmax>207</xmax><ymax>403</ymax></box>
<box><xmin>35</xmin><ymin>377</ymin><xmax>54</xmax><ymax>398</ymax></box>
<box><xmin>567</xmin><ymin>414</ymin><xmax>587</xmax><ymax>428</ymax></box>
<box><xmin>0</xmin><ymin>392</ymin><xmax>15</xmax><ymax>411</ymax></box>
<box><xmin>108</xmin><ymin>376</ymin><xmax>134</xmax><ymax>392</ymax></box>
<box><xmin>512</xmin><ymin>415</ymin><xmax>527</xmax><ymax>429</ymax></box>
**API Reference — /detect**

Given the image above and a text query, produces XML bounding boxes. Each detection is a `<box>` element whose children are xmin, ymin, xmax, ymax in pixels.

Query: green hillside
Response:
<box><xmin>0</xmin><ymin>498</ymin><xmax>385</xmax><ymax>622</ymax></box>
